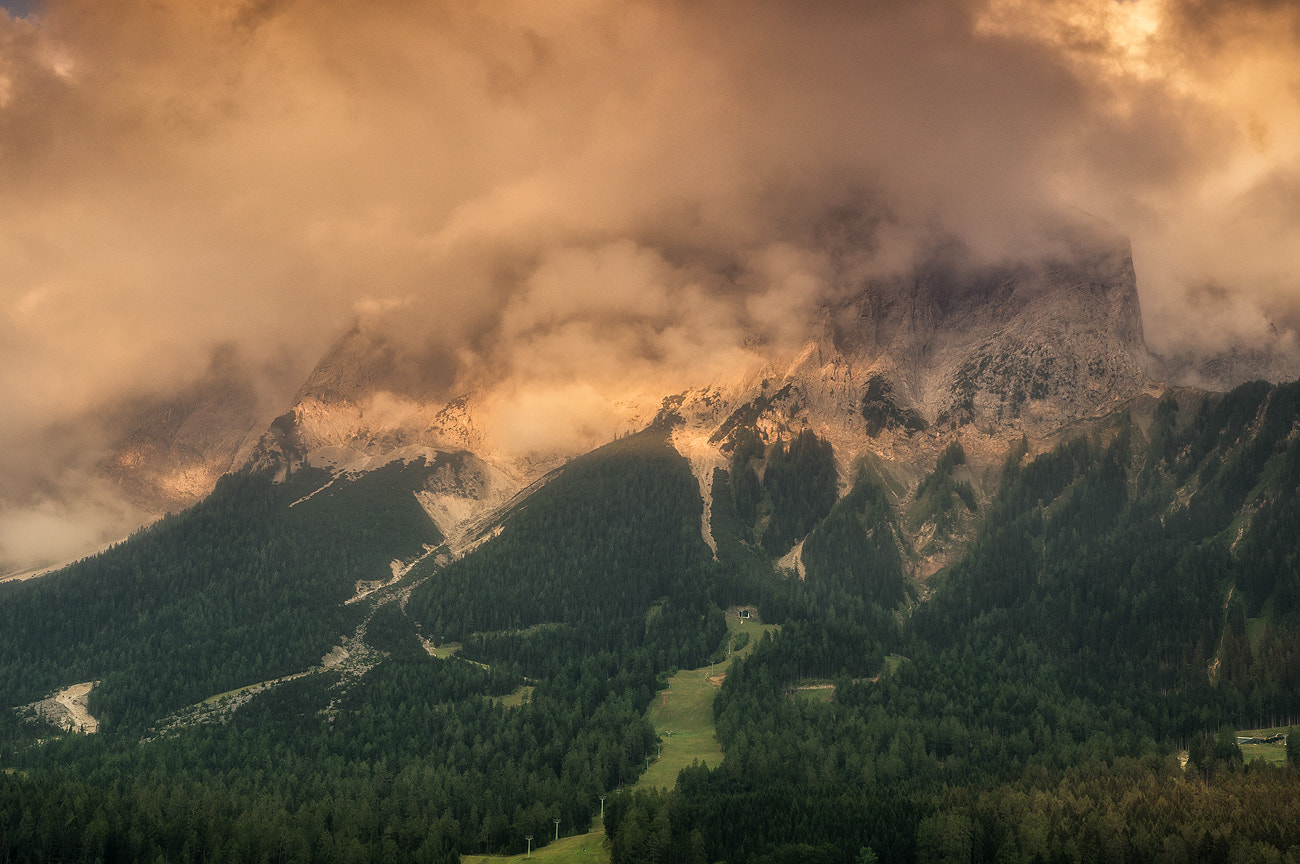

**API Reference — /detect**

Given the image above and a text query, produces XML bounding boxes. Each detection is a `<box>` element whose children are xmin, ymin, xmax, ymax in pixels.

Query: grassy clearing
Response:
<box><xmin>634</xmin><ymin>608</ymin><xmax>779</xmax><ymax>791</ymax></box>
<box><xmin>202</xmin><ymin>684</ymin><xmax>256</xmax><ymax>704</ymax></box>
<box><xmin>1242</xmin><ymin>741</ymin><xmax>1288</xmax><ymax>767</ymax></box>
<box><xmin>461</xmin><ymin>821</ymin><xmax>609</xmax><ymax>864</ymax></box>
<box><xmin>200</xmin><ymin>678</ymin><xmax>286</xmax><ymax>705</ymax></box>
<box><xmin>636</xmin><ymin>666</ymin><xmax>724</xmax><ymax>790</ymax></box>
<box><xmin>881</xmin><ymin>654</ymin><xmax>907</xmax><ymax>677</ymax></box>
<box><xmin>427</xmin><ymin>642</ymin><xmax>490</xmax><ymax>671</ymax></box>
<box><xmin>724</xmin><ymin>608</ymin><xmax>779</xmax><ymax>663</ymax></box>
<box><xmin>465</xmin><ymin>610</ymin><xmax>779</xmax><ymax>858</ymax></box>
<box><xmin>1244</xmin><ymin>597</ymin><xmax>1276</xmax><ymax>656</ymax></box>
<box><xmin>791</xmin><ymin>684</ymin><xmax>835</xmax><ymax>703</ymax></box>
<box><xmin>1238</xmin><ymin>726</ymin><xmax>1291</xmax><ymax>767</ymax></box>
<box><xmin>493</xmin><ymin>685</ymin><xmax>534</xmax><ymax>708</ymax></box>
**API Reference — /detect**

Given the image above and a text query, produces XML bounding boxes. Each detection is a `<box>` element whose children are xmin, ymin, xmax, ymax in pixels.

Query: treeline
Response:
<box><xmin>728</xmin><ymin>427</ymin><xmax>838</xmax><ymax>555</ymax></box>
<box><xmin>802</xmin><ymin>472</ymin><xmax>913</xmax><ymax>611</ymax></box>
<box><xmin>0</xmin><ymin>642</ymin><xmax>662</xmax><ymax>863</ymax></box>
<box><xmin>609</xmin><ymin>620</ymin><xmax>1300</xmax><ymax>864</ymax></box>
<box><xmin>915</xmin><ymin>384</ymin><xmax>1300</xmax><ymax>725</ymax></box>
<box><xmin>711</xmin><ymin>431</ymin><xmax>914</xmax><ymax>624</ymax></box>
<box><xmin>951</xmin><ymin>757</ymin><xmax>1300</xmax><ymax>864</ymax></box>
<box><xmin>0</xmin><ymin>427</ymin><xmax>735</xmax><ymax>861</ymax></box>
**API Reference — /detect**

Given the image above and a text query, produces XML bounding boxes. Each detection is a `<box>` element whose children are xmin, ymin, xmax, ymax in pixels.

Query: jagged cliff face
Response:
<box><xmin>243</xmin><ymin>326</ymin><xmax>569</xmax><ymax>548</ymax></box>
<box><xmin>263</xmin><ymin>325</ymin><xmax>488</xmax><ymax>469</ymax></box>
<box><xmin>682</xmin><ymin>229</ymin><xmax>1147</xmax><ymax>464</ymax></box>
<box><xmin>854</xmin><ymin>232</ymin><xmax>1143</xmax><ymax>428</ymax></box>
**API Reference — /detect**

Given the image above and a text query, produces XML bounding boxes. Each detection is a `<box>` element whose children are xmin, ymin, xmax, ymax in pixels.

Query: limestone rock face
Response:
<box><xmin>686</xmin><ymin>226</ymin><xmax>1147</xmax><ymax>473</ymax></box>
<box><xmin>243</xmin><ymin>325</ymin><xmax>558</xmax><ymax>550</ymax></box>
<box><xmin>834</xmin><ymin>228</ymin><xmax>1146</xmax><ymax>437</ymax></box>
<box><xmin>253</xmin><ymin>323</ymin><xmax>489</xmax><ymax>473</ymax></box>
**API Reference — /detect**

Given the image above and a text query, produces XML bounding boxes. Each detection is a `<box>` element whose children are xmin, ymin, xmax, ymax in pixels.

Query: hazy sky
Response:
<box><xmin>2</xmin><ymin>0</ymin><xmax>1299</xmax><ymax>568</ymax></box>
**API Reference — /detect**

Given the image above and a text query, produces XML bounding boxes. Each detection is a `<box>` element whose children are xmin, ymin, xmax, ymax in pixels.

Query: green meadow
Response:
<box><xmin>635</xmin><ymin>609</ymin><xmax>778</xmax><ymax>791</ymax></box>
<box><xmin>462</xmin><ymin>609</ymin><xmax>780</xmax><ymax>860</ymax></box>
<box><xmin>1237</xmin><ymin>726</ymin><xmax>1291</xmax><ymax>767</ymax></box>
<box><xmin>461</xmin><ymin>821</ymin><xmax>610</xmax><ymax>864</ymax></box>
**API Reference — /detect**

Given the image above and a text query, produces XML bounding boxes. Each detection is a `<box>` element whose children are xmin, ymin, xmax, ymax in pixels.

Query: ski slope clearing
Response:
<box><xmin>635</xmin><ymin>609</ymin><xmax>778</xmax><ymax>791</ymax></box>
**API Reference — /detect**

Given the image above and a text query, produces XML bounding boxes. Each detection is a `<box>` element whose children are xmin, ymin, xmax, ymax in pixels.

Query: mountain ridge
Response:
<box><xmin>0</xmin><ymin>224</ymin><xmax>1281</xmax><ymax>584</ymax></box>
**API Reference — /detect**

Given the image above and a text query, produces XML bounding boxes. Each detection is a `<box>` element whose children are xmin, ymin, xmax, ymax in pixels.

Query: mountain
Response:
<box><xmin>237</xmin><ymin>222</ymin><xmax>1153</xmax><ymax>574</ymax></box>
<box><xmin>0</xmin><ymin>345</ymin><xmax>286</xmax><ymax>579</ymax></box>
<box><xmin>4</xmin><ymin>224</ymin><xmax>1300</xmax><ymax>863</ymax></box>
<box><xmin>243</xmin><ymin>334</ymin><xmax>551</xmax><ymax>555</ymax></box>
<box><xmin>18</xmin><ymin>220</ymin><xmax>1213</xmax><ymax>579</ymax></box>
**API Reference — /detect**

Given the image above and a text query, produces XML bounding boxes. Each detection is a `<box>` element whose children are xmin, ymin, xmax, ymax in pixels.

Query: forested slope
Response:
<box><xmin>406</xmin><ymin>426</ymin><xmax>726</xmax><ymax>676</ymax></box>
<box><xmin>0</xmin><ymin>428</ymin><xmax>730</xmax><ymax>862</ymax></box>
<box><xmin>605</xmin><ymin>380</ymin><xmax>1300</xmax><ymax>864</ymax></box>
<box><xmin>0</xmin><ymin>458</ymin><xmax>441</xmax><ymax>730</ymax></box>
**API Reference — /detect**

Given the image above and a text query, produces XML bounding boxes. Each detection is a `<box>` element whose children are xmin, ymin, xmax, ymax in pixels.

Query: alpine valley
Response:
<box><xmin>4</xmin><ymin>225</ymin><xmax>1300</xmax><ymax>864</ymax></box>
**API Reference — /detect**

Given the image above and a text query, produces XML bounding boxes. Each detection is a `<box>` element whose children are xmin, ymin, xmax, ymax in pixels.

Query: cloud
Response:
<box><xmin>2</xmin><ymin>0</ymin><xmax>1299</xmax><ymax>567</ymax></box>
<box><xmin>475</xmin><ymin>240</ymin><xmax>782</xmax><ymax>455</ymax></box>
<box><xmin>976</xmin><ymin>0</ymin><xmax>1300</xmax><ymax>353</ymax></box>
<box><xmin>0</xmin><ymin>485</ymin><xmax>152</xmax><ymax>576</ymax></box>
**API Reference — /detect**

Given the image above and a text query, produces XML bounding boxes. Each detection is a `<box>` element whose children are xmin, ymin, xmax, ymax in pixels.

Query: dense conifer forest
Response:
<box><xmin>3</xmin><ymin>384</ymin><xmax>1300</xmax><ymax>862</ymax></box>
<box><xmin>603</xmin><ymin>382</ymin><xmax>1300</xmax><ymax>864</ymax></box>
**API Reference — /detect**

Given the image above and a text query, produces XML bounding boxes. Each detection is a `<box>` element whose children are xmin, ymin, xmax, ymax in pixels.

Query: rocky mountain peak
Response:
<box><xmin>694</xmin><ymin>224</ymin><xmax>1146</xmax><ymax>457</ymax></box>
